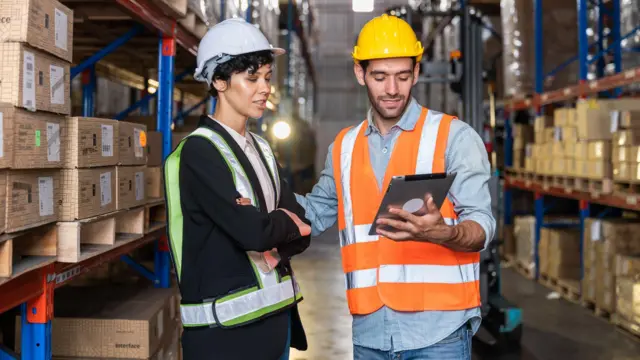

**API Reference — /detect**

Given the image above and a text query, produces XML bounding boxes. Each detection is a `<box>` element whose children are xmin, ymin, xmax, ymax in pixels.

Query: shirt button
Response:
<box><xmin>382</xmin><ymin>147</ymin><xmax>388</xmax><ymax>154</ymax></box>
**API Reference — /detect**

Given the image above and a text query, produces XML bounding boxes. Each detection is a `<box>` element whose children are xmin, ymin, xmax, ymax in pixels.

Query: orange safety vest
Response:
<box><xmin>332</xmin><ymin>107</ymin><xmax>481</xmax><ymax>315</ymax></box>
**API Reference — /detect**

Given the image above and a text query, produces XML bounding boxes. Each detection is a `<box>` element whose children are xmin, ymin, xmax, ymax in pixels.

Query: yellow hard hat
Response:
<box><xmin>352</xmin><ymin>14</ymin><xmax>424</xmax><ymax>62</ymax></box>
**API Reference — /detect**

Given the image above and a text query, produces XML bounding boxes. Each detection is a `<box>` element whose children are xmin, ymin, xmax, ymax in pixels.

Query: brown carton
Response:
<box><xmin>534</xmin><ymin>115</ymin><xmax>553</xmax><ymax>133</ymax></box>
<box><xmin>586</xmin><ymin>160</ymin><xmax>612</xmax><ymax>179</ymax></box>
<box><xmin>147</xmin><ymin>131</ymin><xmax>163</xmax><ymax>166</ymax></box>
<box><xmin>146</xmin><ymin>167</ymin><xmax>163</xmax><ymax>200</ymax></box>
<box><xmin>614</xmin><ymin>129</ymin><xmax>640</xmax><ymax>147</ymax></box>
<box><xmin>0</xmin><ymin>43</ymin><xmax>70</xmax><ymax>114</ymax></box>
<box><xmin>0</xmin><ymin>171</ymin><xmax>7</xmax><ymax>233</ymax></box>
<box><xmin>615</xmin><ymin>277</ymin><xmax>640</xmax><ymax>324</ymax></box>
<box><xmin>616</xmin><ymin>255</ymin><xmax>640</xmax><ymax>277</ymax></box>
<box><xmin>576</xmin><ymin>101</ymin><xmax>612</xmax><ymax>141</ymax></box>
<box><xmin>17</xmin><ymin>286</ymin><xmax>178</xmax><ymax>359</ymax></box>
<box><xmin>0</xmin><ymin>104</ymin><xmax>65</xmax><ymax>169</ymax></box>
<box><xmin>118</xmin><ymin>122</ymin><xmax>147</xmax><ymax>166</ymax></box>
<box><xmin>116</xmin><ymin>166</ymin><xmax>146</xmax><ymax>210</ymax></box>
<box><xmin>587</xmin><ymin>141</ymin><xmax>611</xmax><ymax>161</ymax></box>
<box><xmin>0</xmin><ymin>0</ymin><xmax>74</xmax><ymax>62</ymax></box>
<box><xmin>63</xmin><ymin>117</ymin><xmax>118</xmax><ymax>168</ymax></box>
<box><xmin>6</xmin><ymin>169</ymin><xmax>60</xmax><ymax>232</ymax></box>
<box><xmin>59</xmin><ymin>167</ymin><xmax>117</xmax><ymax>221</ymax></box>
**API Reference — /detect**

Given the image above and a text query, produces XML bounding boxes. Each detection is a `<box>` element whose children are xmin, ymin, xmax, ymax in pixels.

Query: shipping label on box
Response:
<box><xmin>6</xmin><ymin>169</ymin><xmax>60</xmax><ymax>232</ymax></box>
<box><xmin>0</xmin><ymin>43</ymin><xmax>70</xmax><ymax>114</ymax></box>
<box><xmin>59</xmin><ymin>167</ymin><xmax>117</xmax><ymax>221</ymax></box>
<box><xmin>63</xmin><ymin>117</ymin><xmax>118</xmax><ymax>168</ymax></box>
<box><xmin>119</xmin><ymin>122</ymin><xmax>147</xmax><ymax>166</ymax></box>
<box><xmin>117</xmin><ymin>166</ymin><xmax>146</xmax><ymax>210</ymax></box>
<box><xmin>0</xmin><ymin>105</ymin><xmax>65</xmax><ymax>169</ymax></box>
<box><xmin>0</xmin><ymin>0</ymin><xmax>74</xmax><ymax>63</ymax></box>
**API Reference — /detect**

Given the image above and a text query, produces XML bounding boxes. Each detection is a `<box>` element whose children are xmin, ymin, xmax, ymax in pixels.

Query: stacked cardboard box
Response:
<box><xmin>0</xmin><ymin>0</ymin><xmax>74</xmax><ymax>233</ymax></box>
<box><xmin>59</xmin><ymin>117</ymin><xmax>119</xmax><ymax>220</ymax></box>
<box><xmin>615</xmin><ymin>255</ymin><xmax>640</xmax><ymax>328</ymax></box>
<box><xmin>542</xmin><ymin>228</ymin><xmax>581</xmax><ymax>280</ymax></box>
<box><xmin>512</xmin><ymin>124</ymin><xmax>533</xmax><ymax>171</ymax></box>
<box><xmin>146</xmin><ymin>131</ymin><xmax>164</xmax><ymax>200</ymax></box>
<box><xmin>612</xmin><ymin>111</ymin><xmax>640</xmax><ymax>182</ymax></box>
<box><xmin>531</xmin><ymin>115</ymin><xmax>554</xmax><ymax>175</ymax></box>
<box><xmin>16</xmin><ymin>286</ymin><xmax>180</xmax><ymax>359</ymax></box>
<box><xmin>117</xmin><ymin>122</ymin><xmax>147</xmax><ymax>210</ymax></box>
<box><xmin>583</xmin><ymin>218</ymin><xmax>640</xmax><ymax>313</ymax></box>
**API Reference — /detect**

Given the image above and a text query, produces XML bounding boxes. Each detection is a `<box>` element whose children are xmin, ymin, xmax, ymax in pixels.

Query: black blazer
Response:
<box><xmin>173</xmin><ymin>116</ymin><xmax>310</xmax><ymax>360</ymax></box>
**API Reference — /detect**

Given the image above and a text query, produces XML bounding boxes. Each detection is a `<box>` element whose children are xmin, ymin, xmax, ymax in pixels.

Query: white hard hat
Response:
<box><xmin>193</xmin><ymin>18</ymin><xmax>286</xmax><ymax>85</ymax></box>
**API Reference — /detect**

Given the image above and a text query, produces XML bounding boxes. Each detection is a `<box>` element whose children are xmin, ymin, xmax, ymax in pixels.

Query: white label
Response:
<box><xmin>0</xmin><ymin>113</ymin><xmax>4</xmax><ymax>158</ymax></box>
<box><xmin>54</xmin><ymin>9</ymin><xmax>68</xmax><ymax>51</ymax></box>
<box><xmin>610</xmin><ymin>111</ymin><xmax>620</xmax><ymax>133</ymax></box>
<box><xmin>134</xmin><ymin>128</ymin><xmax>143</xmax><ymax>158</ymax></box>
<box><xmin>554</xmin><ymin>127</ymin><xmax>562</xmax><ymax>141</ymax></box>
<box><xmin>100</xmin><ymin>172</ymin><xmax>112</xmax><ymax>207</ymax></box>
<box><xmin>591</xmin><ymin>220</ymin><xmax>602</xmax><ymax>241</ymax></box>
<box><xmin>135</xmin><ymin>171</ymin><xmax>144</xmax><ymax>201</ymax></box>
<box><xmin>50</xmin><ymin>65</ymin><xmax>65</xmax><ymax>105</ymax></box>
<box><xmin>23</xmin><ymin>51</ymin><xmax>36</xmax><ymax>111</ymax></box>
<box><xmin>101</xmin><ymin>124</ymin><xmax>113</xmax><ymax>157</ymax></box>
<box><xmin>46</xmin><ymin>122</ymin><xmax>60</xmax><ymax>162</ymax></box>
<box><xmin>38</xmin><ymin>176</ymin><xmax>54</xmax><ymax>217</ymax></box>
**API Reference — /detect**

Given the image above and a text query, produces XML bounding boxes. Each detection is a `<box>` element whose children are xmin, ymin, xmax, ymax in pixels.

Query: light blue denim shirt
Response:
<box><xmin>295</xmin><ymin>97</ymin><xmax>496</xmax><ymax>352</ymax></box>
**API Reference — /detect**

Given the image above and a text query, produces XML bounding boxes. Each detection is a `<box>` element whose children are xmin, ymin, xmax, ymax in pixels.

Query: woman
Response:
<box><xmin>164</xmin><ymin>18</ymin><xmax>310</xmax><ymax>360</ymax></box>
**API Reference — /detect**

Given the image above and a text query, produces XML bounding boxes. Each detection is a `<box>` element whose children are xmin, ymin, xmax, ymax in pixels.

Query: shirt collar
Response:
<box><xmin>364</xmin><ymin>97</ymin><xmax>422</xmax><ymax>136</ymax></box>
<box><xmin>206</xmin><ymin>115</ymin><xmax>250</xmax><ymax>148</ymax></box>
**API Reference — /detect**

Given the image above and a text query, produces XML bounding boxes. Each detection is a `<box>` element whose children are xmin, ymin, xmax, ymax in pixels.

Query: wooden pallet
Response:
<box><xmin>613</xmin><ymin>181</ymin><xmax>640</xmax><ymax>205</ymax></box>
<box><xmin>573</xmin><ymin>177</ymin><xmax>613</xmax><ymax>195</ymax></box>
<box><xmin>145</xmin><ymin>198</ymin><xmax>166</xmax><ymax>234</ymax></box>
<box><xmin>540</xmin><ymin>176</ymin><xmax>576</xmax><ymax>193</ymax></box>
<box><xmin>0</xmin><ymin>224</ymin><xmax>57</xmax><ymax>279</ymax></box>
<box><xmin>514</xmin><ymin>259</ymin><xmax>535</xmax><ymax>280</ymax></box>
<box><xmin>611</xmin><ymin>314</ymin><xmax>640</xmax><ymax>339</ymax></box>
<box><xmin>538</xmin><ymin>274</ymin><xmax>581</xmax><ymax>305</ymax></box>
<box><xmin>57</xmin><ymin>208</ymin><xmax>145</xmax><ymax>263</ymax></box>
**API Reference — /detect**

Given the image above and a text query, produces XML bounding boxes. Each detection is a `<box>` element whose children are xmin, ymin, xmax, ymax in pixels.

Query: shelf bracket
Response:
<box><xmin>20</xmin><ymin>269</ymin><xmax>55</xmax><ymax>360</ymax></box>
<box><xmin>120</xmin><ymin>255</ymin><xmax>158</xmax><ymax>284</ymax></box>
<box><xmin>71</xmin><ymin>24</ymin><xmax>143</xmax><ymax>79</ymax></box>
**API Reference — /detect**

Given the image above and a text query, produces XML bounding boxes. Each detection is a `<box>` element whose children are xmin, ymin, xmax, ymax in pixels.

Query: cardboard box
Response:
<box><xmin>0</xmin><ymin>171</ymin><xmax>7</xmax><ymax>233</ymax></box>
<box><xmin>576</xmin><ymin>101</ymin><xmax>613</xmax><ymax>141</ymax></box>
<box><xmin>552</xmin><ymin>158</ymin><xmax>566</xmax><ymax>175</ymax></box>
<box><xmin>0</xmin><ymin>0</ymin><xmax>74</xmax><ymax>63</ymax></box>
<box><xmin>619</xmin><ymin>110</ymin><xmax>640</xmax><ymax>129</ymax></box>
<box><xmin>616</xmin><ymin>255</ymin><xmax>640</xmax><ymax>277</ymax></box>
<box><xmin>146</xmin><ymin>167</ymin><xmax>163</xmax><ymax>199</ymax></box>
<box><xmin>63</xmin><ymin>117</ymin><xmax>119</xmax><ymax>168</ymax></box>
<box><xmin>119</xmin><ymin>122</ymin><xmax>147</xmax><ymax>166</ymax></box>
<box><xmin>6</xmin><ymin>169</ymin><xmax>60</xmax><ymax>232</ymax></box>
<box><xmin>616</xmin><ymin>146</ymin><xmax>640</xmax><ymax>163</ymax></box>
<box><xmin>562</xmin><ymin>127</ymin><xmax>577</xmax><ymax>142</ymax></box>
<box><xmin>614</xmin><ymin>129</ymin><xmax>640</xmax><ymax>147</ymax></box>
<box><xmin>18</xmin><ymin>286</ymin><xmax>178</xmax><ymax>359</ymax></box>
<box><xmin>574</xmin><ymin>141</ymin><xmax>588</xmax><ymax>160</ymax></box>
<box><xmin>59</xmin><ymin>167</ymin><xmax>117</xmax><ymax>221</ymax></box>
<box><xmin>117</xmin><ymin>166</ymin><xmax>146</xmax><ymax>210</ymax></box>
<box><xmin>587</xmin><ymin>141</ymin><xmax>611</xmax><ymax>161</ymax></box>
<box><xmin>0</xmin><ymin>43</ymin><xmax>70</xmax><ymax>114</ymax></box>
<box><xmin>534</xmin><ymin>115</ymin><xmax>553</xmax><ymax>133</ymax></box>
<box><xmin>613</xmin><ymin>162</ymin><xmax>636</xmax><ymax>182</ymax></box>
<box><xmin>0</xmin><ymin>104</ymin><xmax>65</xmax><ymax>169</ymax></box>
<box><xmin>615</xmin><ymin>277</ymin><xmax>640</xmax><ymax>324</ymax></box>
<box><xmin>147</xmin><ymin>131</ymin><xmax>162</xmax><ymax>166</ymax></box>
<box><xmin>586</xmin><ymin>160</ymin><xmax>612</xmax><ymax>179</ymax></box>
<box><xmin>547</xmin><ymin>228</ymin><xmax>581</xmax><ymax>280</ymax></box>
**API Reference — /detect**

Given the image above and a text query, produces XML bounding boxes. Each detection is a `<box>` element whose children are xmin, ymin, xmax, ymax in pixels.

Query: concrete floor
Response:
<box><xmin>289</xmin><ymin>227</ymin><xmax>640</xmax><ymax>360</ymax></box>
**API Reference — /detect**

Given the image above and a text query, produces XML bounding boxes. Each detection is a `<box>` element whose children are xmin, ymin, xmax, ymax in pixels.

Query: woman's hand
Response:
<box><xmin>278</xmin><ymin>208</ymin><xmax>311</xmax><ymax>237</ymax></box>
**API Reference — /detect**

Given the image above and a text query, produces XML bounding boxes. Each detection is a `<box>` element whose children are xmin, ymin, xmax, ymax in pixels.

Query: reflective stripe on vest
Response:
<box><xmin>164</xmin><ymin>126</ymin><xmax>301</xmax><ymax>328</ymax></box>
<box><xmin>333</xmin><ymin>108</ymin><xmax>480</xmax><ymax>315</ymax></box>
<box><xmin>251</xmin><ymin>133</ymin><xmax>281</xmax><ymax>206</ymax></box>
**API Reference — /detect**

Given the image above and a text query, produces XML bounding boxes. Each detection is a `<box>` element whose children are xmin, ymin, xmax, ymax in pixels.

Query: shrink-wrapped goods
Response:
<box><xmin>500</xmin><ymin>0</ymin><xmax>579</xmax><ymax>97</ymax></box>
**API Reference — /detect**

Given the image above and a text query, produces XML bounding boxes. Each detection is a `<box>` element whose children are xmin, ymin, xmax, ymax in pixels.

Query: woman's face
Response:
<box><xmin>222</xmin><ymin>63</ymin><xmax>272</xmax><ymax>119</ymax></box>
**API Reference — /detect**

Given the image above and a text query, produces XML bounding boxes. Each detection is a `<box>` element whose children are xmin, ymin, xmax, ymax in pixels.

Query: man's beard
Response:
<box><xmin>366</xmin><ymin>86</ymin><xmax>411</xmax><ymax>122</ymax></box>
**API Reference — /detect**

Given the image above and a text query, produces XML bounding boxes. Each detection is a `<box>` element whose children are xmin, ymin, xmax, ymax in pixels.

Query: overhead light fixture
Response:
<box><xmin>352</xmin><ymin>0</ymin><xmax>373</xmax><ymax>12</ymax></box>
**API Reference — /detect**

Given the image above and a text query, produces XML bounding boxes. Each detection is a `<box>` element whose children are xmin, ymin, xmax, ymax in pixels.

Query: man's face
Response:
<box><xmin>354</xmin><ymin>57</ymin><xmax>419</xmax><ymax>120</ymax></box>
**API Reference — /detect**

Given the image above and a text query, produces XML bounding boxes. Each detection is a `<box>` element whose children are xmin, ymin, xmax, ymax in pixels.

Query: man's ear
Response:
<box><xmin>354</xmin><ymin>62</ymin><xmax>366</xmax><ymax>86</ymax></box>
<box><xmin>412</xmin><ymin>60</ymin><xmax>420</xmax><ymax>86</ymax></box>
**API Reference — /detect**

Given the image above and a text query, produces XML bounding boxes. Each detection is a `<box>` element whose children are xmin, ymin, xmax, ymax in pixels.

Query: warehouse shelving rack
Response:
<box><xmin>502</xmin><ymin>0</ymin><xmax>640</xmax><ymax>282</ymax></box>
<box><xmin>0</xmin><ymin>0</ymin><xmax>317</xmax><ymax>358</ymax></box>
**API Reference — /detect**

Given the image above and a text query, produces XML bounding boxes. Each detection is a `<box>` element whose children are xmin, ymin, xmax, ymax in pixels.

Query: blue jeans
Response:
<box><xmin>278</xmin><ymin>310</ymin><xmax>292</xmax><ymax>360</ymax></box>
<box><xmin>353</xmin><ymin>323</ymin><xmax>472</xmax><ymax>360</ymax></box>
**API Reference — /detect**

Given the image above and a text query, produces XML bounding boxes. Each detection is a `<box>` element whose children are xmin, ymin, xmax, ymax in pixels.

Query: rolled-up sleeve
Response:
<box><xmin>445</xmin><ymin>121</ymin><xmax>496</xmax><ymax>250</ymax></box>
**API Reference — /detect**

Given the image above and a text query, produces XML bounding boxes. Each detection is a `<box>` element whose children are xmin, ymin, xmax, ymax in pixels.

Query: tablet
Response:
<box><xmin>368</xmin><ymin>172</ymin><xmax>457</xmax><ymax>236</ymax></box>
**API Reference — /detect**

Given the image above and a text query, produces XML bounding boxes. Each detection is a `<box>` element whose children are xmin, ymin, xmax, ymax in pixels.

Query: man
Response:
<box><xmin>295</xmin><ymin>14</ymin><xmax>495</xmax><ymax>359</ymax></box>
<box><xmin>164</xmin><ymin>19</ymin><xmax>310</xmax><ymax>359</ymax></box>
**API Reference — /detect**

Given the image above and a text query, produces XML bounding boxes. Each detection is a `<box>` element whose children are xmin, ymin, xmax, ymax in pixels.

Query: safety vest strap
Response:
<box><xmin>181</xmin><ymin>275</ymin><xmax>303</xmax><ymax>328</ymax></box>
<box><xmin>251</xmin><ymin>133</ymin><xmax>281</xmax><ymax>205</ymax></box>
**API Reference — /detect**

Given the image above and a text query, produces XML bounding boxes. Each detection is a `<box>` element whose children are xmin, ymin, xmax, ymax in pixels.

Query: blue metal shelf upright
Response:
<box><xmin>503</xmin><ymin>0</ymin><xmax>640</xmax><ymax>282</ymax></box>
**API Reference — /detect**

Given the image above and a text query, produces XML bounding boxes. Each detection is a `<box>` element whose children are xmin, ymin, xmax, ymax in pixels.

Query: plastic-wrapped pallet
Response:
<box><xmin>621</xmin><ymin>0</ymin><xmax>640</xmax><ymax>70</ymax></box>
<box><xmin>500</xmin><ymin>0</ymin><xmax>578</xmax><ymax>97</ymax></box>
<box><xmin>188</xmin><ymin>0</ymin><xmax>219</xmax><ymax>23</ymax></box>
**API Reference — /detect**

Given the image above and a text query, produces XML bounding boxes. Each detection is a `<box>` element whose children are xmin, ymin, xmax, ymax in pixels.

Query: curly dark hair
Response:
<box><xmin>208</xmin><ymin>50</ymin><xmax>274</xmax><ymax>97</ymax></box>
